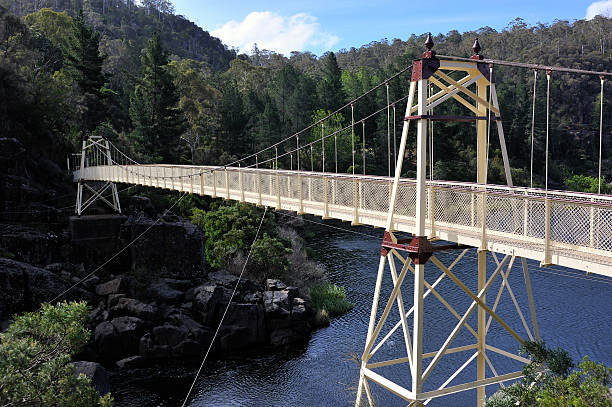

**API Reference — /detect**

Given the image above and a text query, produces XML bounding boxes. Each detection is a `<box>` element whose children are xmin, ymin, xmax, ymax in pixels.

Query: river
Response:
<box><xmin>112</xmin><ymin>222</ymin><xmax>612</xmax><ymax>406</ymax></box>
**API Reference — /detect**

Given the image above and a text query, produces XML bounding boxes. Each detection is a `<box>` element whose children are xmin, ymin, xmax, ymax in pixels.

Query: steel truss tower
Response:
<box><xmin>75</xmin><ymin>135</ymin><xmax>121</xmax><ymax>216</ymax></box>
<box><xmin>355</xmin><ymin>36</ymin><xmax>540</xmax><ymax>406</ymax></box>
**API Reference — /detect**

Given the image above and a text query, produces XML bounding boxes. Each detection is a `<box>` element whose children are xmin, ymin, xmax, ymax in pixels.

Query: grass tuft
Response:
<box><xmin>310</xmin><ymin>282</ymin><xmax>353</xmax><ymax>318</ymax></box>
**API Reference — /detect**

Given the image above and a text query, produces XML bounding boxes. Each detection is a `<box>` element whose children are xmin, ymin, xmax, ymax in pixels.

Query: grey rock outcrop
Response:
<box><xmin>110</xmin><ymin>298</ymin><xmax>159</xmax><ymax>321</ymax></box>
<box><xmin>95</xmin><ymin>277</ymin><xmax>130</xmax><ymax>296</ymax></box>
<box><xmin>0</xmin><ymin>258</ymin><xmax>93</xmax><ymax>320</ymax></box>
<box><xmin>95</xmin><ymin>317</ymin><xmax>146</xmax><ymax>361</ymax></box>
<box><xmin>72</xmin><ymin>361</ymin><xmax>110</xmax><ymax>397</ymax></box>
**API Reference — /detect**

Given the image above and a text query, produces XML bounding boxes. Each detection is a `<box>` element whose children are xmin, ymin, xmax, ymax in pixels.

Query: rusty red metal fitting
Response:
<box><xmin>380</xmin><ymin>231</ymin><xmax>463</xmax><ymax>263</ymax></box>
<box><xmin>380</xmin><ymin>231</ymin><xmax>433</xmax><ymax>264</ymax></box>
<box><xmin>406</xmin><ymin>236</ymin><xmax>434</xmax><ymax>264</ymax></box>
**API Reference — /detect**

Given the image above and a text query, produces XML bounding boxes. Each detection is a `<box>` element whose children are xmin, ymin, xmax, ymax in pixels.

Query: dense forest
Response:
<box><xmin>1</xmin><ymin>0</ymin><xmax>611</xmax><ymax>189</ymax></box>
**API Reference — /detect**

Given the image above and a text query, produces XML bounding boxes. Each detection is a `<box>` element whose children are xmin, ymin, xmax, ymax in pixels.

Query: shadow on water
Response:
<box><xmin>112</xmin><ymin>221</ymin><xmax>612</xmax><ymax>407</ymax></box>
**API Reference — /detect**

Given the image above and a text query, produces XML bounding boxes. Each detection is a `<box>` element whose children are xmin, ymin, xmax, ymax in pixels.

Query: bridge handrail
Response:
<box><xmin>75</xmin><ymin>163</ymin><xmax>612</xmax><ymax>208</ymax></box>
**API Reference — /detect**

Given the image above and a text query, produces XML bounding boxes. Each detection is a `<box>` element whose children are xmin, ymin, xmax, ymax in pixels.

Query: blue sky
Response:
<box><xmin>172</xmin><ymin>0</ymin><xmax>612</xmax><ymax>56</ymax></box>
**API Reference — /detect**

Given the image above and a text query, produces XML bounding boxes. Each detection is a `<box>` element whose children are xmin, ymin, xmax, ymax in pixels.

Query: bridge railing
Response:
<box><xmin>74</xmin><ymin>164</ymin><xmax>612</xmax><ymax>272</ymax></box>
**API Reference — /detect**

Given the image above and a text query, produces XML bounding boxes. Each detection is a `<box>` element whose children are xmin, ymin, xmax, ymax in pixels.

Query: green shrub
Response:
<box><xmin>486</xmin><ymin>341</ymin><xmax>611</xmax><ymax>407</ymax></box>
<box><xmin>190</xmin><ymin>203</ymin><xmax>291</xmax><ymax>281</ymax></box>
<box><xmin>310</xmin><ymin>282</ymin><xmax>353</xmax><ymax>318</ymax></box>
<box><xmin>0</xmin><ymin>301</ymin><xmax>112</xmax><ymax>406</ymax></box>
<box><xmin>564</xmin><ymin>174</ymin><xmax>611</xmax><ymax>194</ymax></box>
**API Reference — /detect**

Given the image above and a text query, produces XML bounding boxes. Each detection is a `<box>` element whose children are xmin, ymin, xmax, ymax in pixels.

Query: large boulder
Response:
<box><xmin>110</xmin><ymin>298</ymin><xmax>159</xmax><ymax>321</ymax></box>
<box><xmin>72</xmin><ymin>361</ymin><xmax>110</xmax><ymax>397</ymax></box>
<box><xmin>266</xmin><ymin>279</ymin><xmax>287</xmax><ymax>291</ymax></box>
<box><xmin>193</xmin><ymin>284</ymin><xmax>227</xmax><ymax>324</ymax></box>
<box><xmin>116</xmin><ymin>355</ymin><xmax>146</xmax><ymax>369</ymax></box>
<box><xmin>145</xmin><ymin>278</ymin><xmax>186</xmax><ymax>303</ymax></box>
<box><xmin>95</xmin><ymin>277</ymin><xmax>130</xmax><ymax>296</ymax></box>
<box><xmin>121</xmin><ymin>216</ymin><xmax>206</xmax><ymax>280</ymax></box>
<box><xmin>0</xmin><ymin>258</ymin><xmax>92</xmax><ymax>320</ymax></box>
<box><xmin>95</xmin><ymin>317</ymin><xmax>146</xmax><ymax>361</ymax></box>
<box><xmin>219</xmin><ymin>303</ymin><xmax>266</xmax><ymax>351</ymax></box>
<box><xmin>139</xmin><ymin>333</ymin><xmax>172</xmax><ymax>359</ymax></box>
<box><xmin>152</xmin><ymin>323</ymin><xmax>188</xmax><ymax>347</ymax></box>
<box><xmin>263</xmin><ymin>290</ymin><xmax>291</xmax><ymax>320</ymax></box>
<box><xmin>94</xmin><ymin>321</ymin><xmax>121</xmax><ymax>361</ymax></box>
<box><xmin>167</xmin><ymin>313</ymin><xmax>210</xmax><ymax>345</ymax></box>
<box><xmin>112</xmin><ymin>316</ymin><xmax>147</xmax><ymax>357</ymax></box>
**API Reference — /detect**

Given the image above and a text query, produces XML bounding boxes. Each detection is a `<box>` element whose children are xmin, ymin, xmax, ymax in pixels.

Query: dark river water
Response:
<box><xmin>113</xmin><ymin>223</ymin><xmax>612</xmax><ymax>407</ymax></box>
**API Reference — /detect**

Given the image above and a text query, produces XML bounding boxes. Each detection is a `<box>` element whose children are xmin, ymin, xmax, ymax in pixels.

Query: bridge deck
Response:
<box><xmin>75</xmin><ymin>164</ymin><xmax>612</xmax><ymax>277</ymax></box>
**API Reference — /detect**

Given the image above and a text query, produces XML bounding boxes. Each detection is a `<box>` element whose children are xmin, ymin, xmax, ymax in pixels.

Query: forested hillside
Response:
<box><xmin>1</xmin><ymin>0</ymin><xmax>611</xmax><ymax>195</ymax></box>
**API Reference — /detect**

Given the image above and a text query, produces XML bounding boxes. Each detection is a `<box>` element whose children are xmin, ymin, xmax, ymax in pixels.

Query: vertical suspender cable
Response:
<box><xmin>429</xmin><ymin>83</ymin><xmax>434</xmax><ymax>181</ymax></box>
<box><xmin>545</xmin><ymin>70</ymin><xmax>551</xmax><ymax>193</ymax></box>
<box><xmin>485</xmin><ymin>64</ymin><xmax>493</xmax><ymax>185</ymax></box>
<box><xmin>296</xmin><ymin>135</ymin><xmax>300</xmax><ymax>171</ymax></box>
<box><xmin>386</xmin><ymin>81</ymin><xmax>391</xmax><ymax>178</ymax></box>
<box><xmin>334</xmin><ymin>134</ymin><xmax>338</xmax><ymax>173</ymax></box>
<box><xmin>392</xmin><ymin>103</ymin><xmax>397</xmax><ymax>172</ymax></box>
<box><xmin>311</xmin><ymin>144</ymin><xmax>314</xmax><ymax>172</ymax></box>
<box><xmin>599</xmin><ymin>76</ymin><xmax>605</xmax><ymax>194</ymax></box>
<box><xmin>275</xmin><ymin>146</ymin><xmax>278</xmax><ymax>170</ymax></box>
<box><xmin>530</xmin><ymin>70</ymin><xmax>537</xmax><ymax>188</ymax></box>
<box><xmin>362</xmin><ymin>120</ymin><xmax>366</xmax><ymax>175</ymax></box>
<box><xmin>351</xmin><ymin>103</ymin><xmax>355</xmax><ymax>176</ymax></box>
<box><xmin>321</xmin><ymin>122</ymin><xmax>325</xmax><ymax>172</ymax></box>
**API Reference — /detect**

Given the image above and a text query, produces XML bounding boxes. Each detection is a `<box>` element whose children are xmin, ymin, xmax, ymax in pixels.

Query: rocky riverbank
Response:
<box><xmin>1</xmin><ymin>137</ymin><xmax>323</xmax><ymax>397</ymax></box>
<box><xmin>0</xmin><ymin>195</ymin><xmax>319</xmax><ymax>397</ymax></box>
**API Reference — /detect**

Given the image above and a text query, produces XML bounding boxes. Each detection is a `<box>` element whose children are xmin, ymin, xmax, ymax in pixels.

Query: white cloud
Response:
<box><xmin>211</xmin><ymin>11</ymin><xmax>339</xmax><ymax>55</ymax></box>
<box><xmin>586</xmin><ymin>0</ymin><xmax>612</xmax><ymax>19</ymax></box>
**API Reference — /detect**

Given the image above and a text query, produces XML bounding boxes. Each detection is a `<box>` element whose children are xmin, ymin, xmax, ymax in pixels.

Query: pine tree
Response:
<box><xmin>318</xmin><ymin>52</ymin><xmax>345</xmax><ymax>112</ymax></box>
<box><xmin>64</xmin><ymin>9</ymin><xmax>107</xmax><ymax>132</ymax></box>
<box><xmin>129</xmin><ymin>32</ymin><xmax>184</xmax><ymax>163</ymax></box>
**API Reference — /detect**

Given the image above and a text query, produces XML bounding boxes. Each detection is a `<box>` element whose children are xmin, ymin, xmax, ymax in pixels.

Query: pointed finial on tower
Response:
<box><xmin>425</xmin><ymin>33</ymin><xmax>434</xmax><ymax>50</ymax></box>
<box><xmin>422</xmin><ymin>32</ymin><xmax>436</xmax><ymax>58</ymax></box>
<box><xmin>470</xmin><ymin>37</ymin><xmax>483</xmax><ymax>60</ymax></box>
<box><xmin>472</xmin><ymin>38</ymin><xmax>481</xmax><ymax>54</ymax></box>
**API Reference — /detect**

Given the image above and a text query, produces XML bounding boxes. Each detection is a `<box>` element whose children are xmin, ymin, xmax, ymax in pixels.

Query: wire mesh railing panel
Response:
<box><xmin>300</xmin><ymin>175</ymin><xmax>310</xmax><ymax>202</ymax></box>
<box><xmin>394</xmin><ymin>182</ymin><xmax>416</xmax><ymax>217</ymax></box>
<box><xmin>204</xmin><ymin>170</ymin><xmax>215</xmax><ymax>193</ymax></box>
<box><xmin>310</xmin><ymin>176</ymin><xmax>326</xmax><ymax>204</ymax></box>
<box><xmin>550</xmin><ymin>201</ymin><xmax>591</xmax><ymax>247</ymax></box>
<box><xmin>215</xmin><ymin>170</ymin><xmax>225</xmax><ymax>190</ymax></box>
<box><xmin>595</xmin><ymin>207</ymin><xmax>612</xmax><ymax>252</ymax></box>
<box><xmin>332</xmin><ymin>178</ymin><xmax>354</xmax><ymax>208</ymax></box>
<box><xmin>486</xmin><ymin>194</ymin><xmax>524</xmax><ymax>235</ymax></box>
<box><xmin>260</xmin><ymin>173</ymin><xmax>272</xmax><ymax>196</ymax></box>
<box><xmin>229</xmin><ymin>170</ymin><xmax>240</xmax><ymax>192</ymax></box>
<box><xmin>526</xmin><ymin>199</ymin><xmax>546</xmax><ymax>239</ymax></box>
<box><xmin>433</xmin><ymin>187</ymin><xmax>473</xmax><ymax>227</ymax></box>
<box><xmin>240</xmin><ymin>171</ymin><xmax>255</xmax><ymax>195</ymax></box>
<box><xmin>362</xmin><ymin>181</ymin><xmax>390</xmax><ymax>214</ymax></box>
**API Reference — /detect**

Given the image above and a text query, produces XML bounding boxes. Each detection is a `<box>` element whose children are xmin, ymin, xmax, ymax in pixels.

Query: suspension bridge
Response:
<box><xmin>71</xmin><ymin>36</ymin><xmax>611</xmax><ymax>406</ymax></box>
